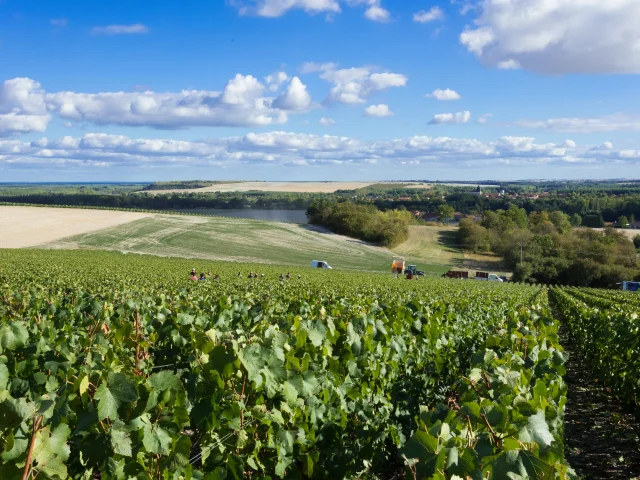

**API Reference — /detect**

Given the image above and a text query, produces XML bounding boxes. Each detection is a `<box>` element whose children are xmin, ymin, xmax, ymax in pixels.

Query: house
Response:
<box><xmin>397</xmin><ymin>196</ymin><xmax>412</xmax><ymax>201</ymax></box>
<box><xmin>629</xmin><ymin>221</ymin><xmax>640</xmax><ymax>229</ymax></box>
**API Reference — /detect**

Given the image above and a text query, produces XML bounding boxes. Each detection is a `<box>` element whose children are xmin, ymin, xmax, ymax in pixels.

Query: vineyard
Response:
<box><xmin>0</xmin><ymin>249</ymin><xmax>638</xmax><ymax>478</ymax></box>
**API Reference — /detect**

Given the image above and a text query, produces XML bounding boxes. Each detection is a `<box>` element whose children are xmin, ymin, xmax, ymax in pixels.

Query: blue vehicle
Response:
<box><xmin>622</xmin><ymin>281</ymin><xmax>640</xmax><ymax>292</ymax></box>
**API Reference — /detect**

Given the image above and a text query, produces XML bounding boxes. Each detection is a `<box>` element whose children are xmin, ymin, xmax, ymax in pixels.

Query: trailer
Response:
<box><xmin>442</xmin><ymin>270</ymin><xmax>503</xmax><ymax>282</ymax></box>
<box><xmin>442</xmin><ymin>271</ymin><xmax>469</xmax><ymax>279</ymax></box>
<box><xmin>621</xmin><ymin>281</ymin><xmax>640</xmax><ymax>292</ymax></box>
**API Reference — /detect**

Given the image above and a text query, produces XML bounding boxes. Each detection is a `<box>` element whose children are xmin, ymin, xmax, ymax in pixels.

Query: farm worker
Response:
<box><xmin>189</xmin><ymin>272</ymin><xmax>198</xmax><ymax>281</ymax></box>
<box><xmin>199</xmin><ymin>273</ymin><xmax>206</xmax><ymax>281</ymax></box>
<box><xmin>286</xmin><ymin>273</ymin><xmax>291</xmax><ymax>279</ymax></box>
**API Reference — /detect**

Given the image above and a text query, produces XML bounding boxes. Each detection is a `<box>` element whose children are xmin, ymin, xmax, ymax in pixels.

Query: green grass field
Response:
<box><xmin>43</xmin><ymin>215</ymin><xmax>463</xmax><ymax>274</ymax></box>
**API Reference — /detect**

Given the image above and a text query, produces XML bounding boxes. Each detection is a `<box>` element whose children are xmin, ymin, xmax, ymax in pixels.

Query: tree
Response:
<box><xmin>570</xmin><ymin>213</ymin><xmax>582</xmax><ymax>227</ymax></box>
<box><xmin>582</xmin><ymin>214</ymin><xmax>605</xmax><ymax>228</ymax></box>
<box><xmin>437</xmin><ymin>204</ymin><xmax>455</xmax><ymax>223</ymax></box>
<box><xmin>634</xmin><ymin>234</ymin><xmax>640</xmax><ymax>250</ymax></box>
<box><xmin>458</xmin><ymin>218</ymin><xmax>491</xmax><ymax>252</ymax></box>
<box><xmin>618</xmin><ymin>215</ymin><xmax>629</xmax><ymax>228</ymax></box>
<box><xmin>549</xmin><ymin>211</ymin><xmax>572</xmax><ymax>233</ymax></box>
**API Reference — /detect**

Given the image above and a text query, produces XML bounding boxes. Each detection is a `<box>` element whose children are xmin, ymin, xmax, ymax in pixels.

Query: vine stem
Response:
<box><xmin>22</xmin><ymin>415</ymin><xmax>43</xmax><ymax>480</ymax></box>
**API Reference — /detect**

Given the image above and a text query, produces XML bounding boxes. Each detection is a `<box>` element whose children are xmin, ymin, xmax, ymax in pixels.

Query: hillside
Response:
<box><xmin>42</xmin><ymin>213</ymin><xmax>404</xmax><ymax>273</ymax></box>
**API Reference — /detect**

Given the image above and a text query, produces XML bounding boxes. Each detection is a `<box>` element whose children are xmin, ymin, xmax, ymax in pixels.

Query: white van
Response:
<box><xmin>311</xmin><ymin>260</ymin><xmax>332</xmax><ymax>269</ymax></box>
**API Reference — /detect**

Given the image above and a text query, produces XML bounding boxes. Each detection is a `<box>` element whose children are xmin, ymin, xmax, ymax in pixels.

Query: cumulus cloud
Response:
<box><xmin>413</xmin><ymin>7</ymin><xmax>443</xmax><ymax>23</ymax></box>
<box><xmin>319</xmin><ymin>117</ymin><xmax>335</xmax><ymax>126</ymax></box>
<box><xmin>2</xmin><ymin>131</ymin><xmax>637</xmax><ymax>170</ymax></box>
<box><xmin>310</xmin><ymin>64</ymin><xmax>406</xmax><ymax>105</ymax></box>
<box><xmin>92</xmin><ymin>24</ymin><xmax>149</xmax><ymax>35</ymax></box>
<box><xmin>514</xmin><ymin>114</ymin><xmax>640</xmax><ymax>133</ymax></box>
<box><xmin>364</xmin><ymin>104</ymin><xmax>393</xmax><ymax>117</ymax></box>
<box><xmin>0</xmin><ymin>75</ymin><xmax>314</xmax><ymax>132</ymax></box>
<box><xmin>460</xmin><ymin>0</ymin><xmax>640</xmax><ymax>74</ymax></box>
<box><xmin>0</xmin><ymin>78</ymin><xmax>51</xmax><ymax>136</ymax></box>
<box><xmin>429</xmin><ymin>111</ymin><xmax>471</xmax><ymax>125</ymax></box>
<box><xmin>272</xmin><ymin>77</ymin><xmax>312</xmax><ymax>111</ymax></box>
<box><xmin>426</xmin><ymin>89</ymin><xmax>461</xmax><ymax>101</ymax></box>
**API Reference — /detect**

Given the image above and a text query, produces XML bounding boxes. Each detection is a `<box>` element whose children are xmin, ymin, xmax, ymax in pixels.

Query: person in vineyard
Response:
<box><xmin>189</xmin><ymin>271</ymin><xmax>198</xmax><ymax>281</ymax></box>
<box><xmin>199</xmin><ymin>272</ymin><xmax>206</xmax><ymax>281</ymax></box>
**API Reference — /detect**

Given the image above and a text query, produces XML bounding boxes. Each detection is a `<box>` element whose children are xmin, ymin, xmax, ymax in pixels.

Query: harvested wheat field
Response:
<box><xmin>144</xmin><ymin>181</ymin><xmax>375</xmax><ymax>194</ymax></box>
<box><xmin>0</xmin><ymin>206</ymin><xmax>151</xmax><ymax>248</ymax></box>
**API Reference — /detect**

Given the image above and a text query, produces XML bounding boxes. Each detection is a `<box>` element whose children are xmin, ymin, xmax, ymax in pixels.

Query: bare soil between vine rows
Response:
<box><xmin>559</xmin><ymin>325</ymin><xmax>640</xmax><ymax>479</ymax></box>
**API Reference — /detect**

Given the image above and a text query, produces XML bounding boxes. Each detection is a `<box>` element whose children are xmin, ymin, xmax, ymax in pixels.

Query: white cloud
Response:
<box><xmin>460</xmin><ymin>0</ymin><xmax>640</xmax><ymax>74</ymax></box>
<box><xmin>319</xmin><ymin>116</ymin><xmax>335</xmax><ymax>126</ymax></box>
<box><xmin>429</xmin><ymin>111</ymin><xmax>471</xmax><ymax>125</ymax></box>
<box><xmin>426</xmin><ymin>88</ymin><xmax>461</xmax><ymax>101</ymax></box>
<box><xmin>477</xmin><ymin>113</ymin><xmax>493</xmax><ymax>124</ymax></box>
<box><xmin>514</xmin><ymin>114</ymin><xmax>640</xmax><ymax>133</ymax></box>
<box><xmin>0</xmin><ymin>75</ymin><xmax>315</xmax><ymax>132</ymax></box>
<box><xmin>413</xmin><ymin>7</ymin><xmax>443</xmax><ymax>23</ymax></box>
<box><xmin>234</xmin><ymin>0</ymin><xmax>390</xmax><ymax>21</ymax></box>
<box><xmin>235</xmin><ymin>0</ymin><xmax>340</xmax><ymax>17</ymax></box>
<box><xmin>299</xmin><ymin>62</ymin><xmax>337</xmax><ymax>74</ymax></box>
<box><xmin>497</xmin><ymin>59</ymin><xmax>520</xmax><ymax>70</ymax></box>
<box><xmin>0</xmin><ymin>78</ymin><xmax>51</xmax><ymax>136</ymax></box>
<box><xmin>364</xmin><ymin>104</ymin><xmax>393</xmax><ymax>117</ymax></box>
<box><xmin>2</xmin><ymin>132</ymin><xmax>637</xmax><ymax>170</ymax></box>
<box><xmin>265</xmin><ymin>72</ymin><xmax>289</xmax><ymax>92</ymax></box>
<box><xmin>272</xmin><ymin>77</ymin><xmax>312</xmax><ymax>111</ymax></box>
<box><xmin>314</xmin><ymin>64</ymin><xmax>407</xmax><ymax>105</ymax></box>
<box><xmin>92</xmin><ymin>24</ymin><xmax>149</xmax><ymax>35</ymax></box>
<box><xmin>364</xmin><ymin>5</ymin><xmax>390</xmax><ymax>22</ymax></box>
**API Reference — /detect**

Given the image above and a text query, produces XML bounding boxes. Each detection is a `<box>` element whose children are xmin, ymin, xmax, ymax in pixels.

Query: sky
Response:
<box><xmin>1</xmin><ymin>0</ymin><xmax>640</xmax><ymax>182</ymax></box>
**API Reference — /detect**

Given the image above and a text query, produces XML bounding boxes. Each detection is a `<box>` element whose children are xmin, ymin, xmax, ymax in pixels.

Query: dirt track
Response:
<box><xmin>0</xmin><ymin>206</ymin><xmax>151</xmax><ymax>248</ymax></box>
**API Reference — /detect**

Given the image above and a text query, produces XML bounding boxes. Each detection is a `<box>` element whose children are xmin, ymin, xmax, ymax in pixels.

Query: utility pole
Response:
<box><xmin>518</xmin><ymin>242</ymin><xmax>525</xmax><ymax>267</ymax></box>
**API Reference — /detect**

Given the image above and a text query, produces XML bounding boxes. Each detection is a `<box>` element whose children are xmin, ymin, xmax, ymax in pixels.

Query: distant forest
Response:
<box><xmin>1</xmin><ymin>180</ymin><xmax>640</xmax><ymax>222</ymax></box>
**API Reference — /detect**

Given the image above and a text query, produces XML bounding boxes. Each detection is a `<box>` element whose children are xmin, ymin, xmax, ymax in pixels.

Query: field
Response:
<box><xmin>589</xmin><ymin>227</ymin><xmax>640</xmax><ymax>240</ymax></box>
<box><xmin>0</xmin><ymin>249</ymin><xmax>570</xmax><ymax>479</ymax></box>
<box><xmin>143</xmin><ymin>181</ymin><xmax>376</xmax><ymax>194</ymax></box>
<box><xmin>0</xmin><ymin>206</ymin><xmax>457</xmax><ymax>275</ymax></box>
<box><xmin>0</xmin><ymin>248</ymin><xmax>638</xmax><ymax>477</ymax></box>
<box><xmin>391</xmin><ymin>225</ymin><xmax>463</xmax><ymax>268</ymax></box>
<box><xmin>0</xmin><ymin>206</ymin><xmax>150</xmax><ymax>247</ymax></box>
<box><xmin>0</xmin><ymin>206</ymin><xmax>509</xmax><ymax>276</ymax></box>
<box><xmin>43</xmin><ymin>214</ymin><xmax>395</xmax><ymax>272</ymax></box>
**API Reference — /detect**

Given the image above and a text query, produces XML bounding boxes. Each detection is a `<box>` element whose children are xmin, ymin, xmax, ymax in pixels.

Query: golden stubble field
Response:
<box><xmin>0</xmin><ymin>206</ymin><xmax>151</xmax><ymax>248</ymax></box>
<box><xmin>143</xmin><ymin>181</ymin><xmax>376</xmax><ymax>194</ymax></box>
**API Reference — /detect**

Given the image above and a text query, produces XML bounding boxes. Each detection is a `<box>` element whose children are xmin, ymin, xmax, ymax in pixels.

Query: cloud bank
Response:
<box><xmin>1</xmin><ymin>132</ymin><xmax>635</xmax><ymax>170</ymax></box>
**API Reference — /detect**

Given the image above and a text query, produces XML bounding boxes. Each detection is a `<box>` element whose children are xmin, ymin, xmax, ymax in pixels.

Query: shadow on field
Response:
<box><xmin>437</xmin><ymin>230</ymin><xmax>464</xmax><ymax>266</ymax></box>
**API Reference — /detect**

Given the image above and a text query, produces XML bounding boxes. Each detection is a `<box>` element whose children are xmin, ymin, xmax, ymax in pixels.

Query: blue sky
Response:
<box><xmin>1</xmin><ymin>0</ymin><xmax>640</xmax><ymax>181</ymax></box>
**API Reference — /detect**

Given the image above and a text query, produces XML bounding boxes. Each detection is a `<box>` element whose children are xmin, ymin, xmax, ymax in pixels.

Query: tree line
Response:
<box><xmin>458</xmin><ymin>206</ymin><xmax>640</xmax><ymax>287</ymax></box>
<box><xmin>306</xmin><ymin>199</ymin><xmax>413</xmax><ymax>247</ymax></box>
